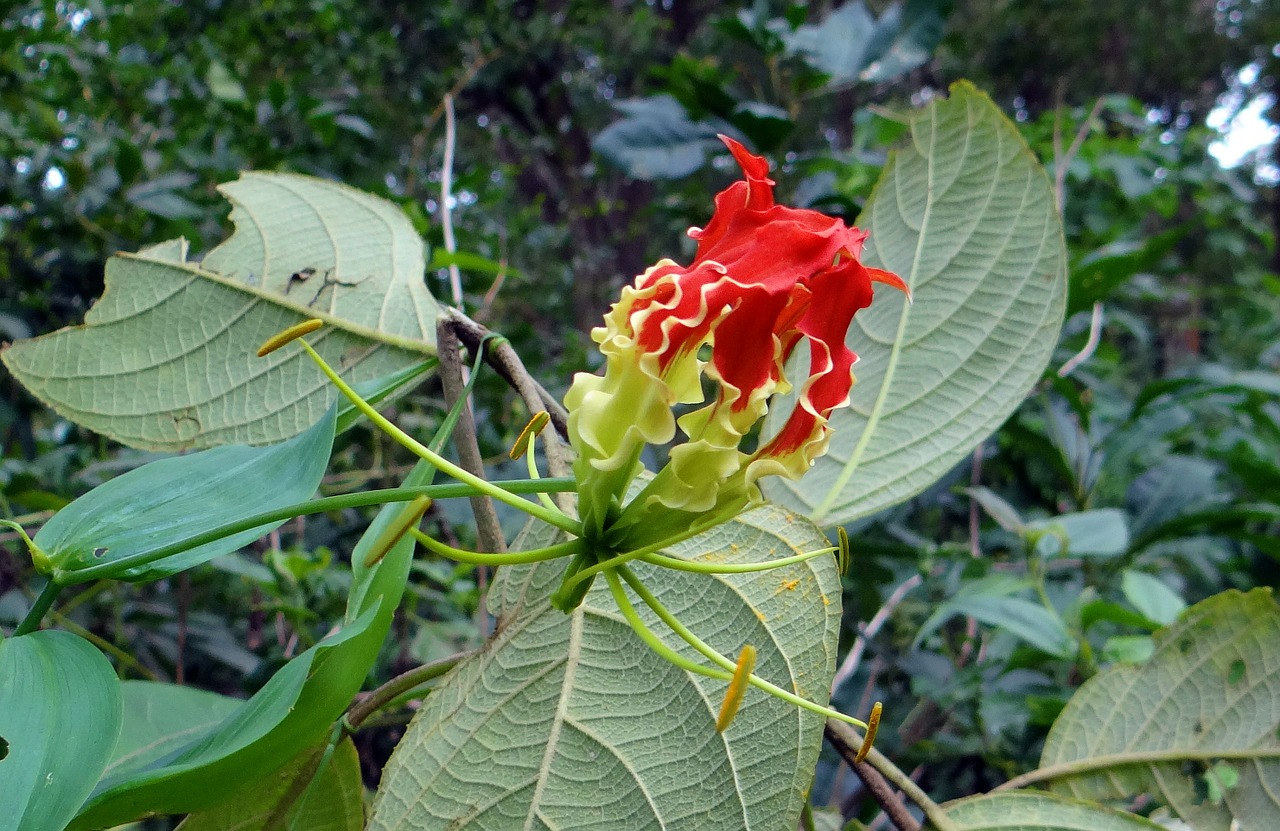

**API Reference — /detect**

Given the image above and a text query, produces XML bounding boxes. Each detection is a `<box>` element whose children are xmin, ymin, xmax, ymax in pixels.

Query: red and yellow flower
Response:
<box><xmin>567</xmin><ymin>136</ymin><xmax>906</xmax><ymax>549</ymax></box>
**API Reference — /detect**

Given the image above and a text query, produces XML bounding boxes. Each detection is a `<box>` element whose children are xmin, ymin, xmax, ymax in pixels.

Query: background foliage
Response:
<box><xmin>2</xmin><ymin>0</ymin><xmax>1278</xmax><ymax>828</ymax></box>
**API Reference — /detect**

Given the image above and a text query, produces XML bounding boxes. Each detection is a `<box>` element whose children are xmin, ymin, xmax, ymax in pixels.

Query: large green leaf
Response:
<box><xmin>69</xmin><ymin>459</ymin><xmax>421</xmax><ymax>828</ymax></box>
<box><xmin>2</xmin><ymin>173</ymin><xmax>438</xmax><ymax>450</ymax></box>
<box><xmin>176</xmin><ymin>739</ymin><xmax>364</xmax><ymax>831</ymax></box>
<box><xmin>1033</xmin><ymin>589</ymin><xmax>1280</xmax><ymax>831</ymax></box>
<box><xmin>763</xmin><ymin>81</ymin><xmax>1067</xmax><ymax>526</ymax></box>
<box><xmin>103</xmin><ymin>682</ymin><xmax>244</xmax><ymax>785</ymax></box>
<box><xmin>942</xmin><ymin>792</ymin><xmax>1163</xmax><ymax>831</ymax></box>
<box><xmin>31</xmin><ymin>405</ymin><xmax>335</xmax><ymax>583</ymax></box>
<box><xmin>368</xmin><ymin>503</ymin><xmax>841</xmax><ymax>831</ymax></box>
<box><xmin>0</xmin><ymin>630</ymin><xmax>122</xmax><ymax>831</ymax></box>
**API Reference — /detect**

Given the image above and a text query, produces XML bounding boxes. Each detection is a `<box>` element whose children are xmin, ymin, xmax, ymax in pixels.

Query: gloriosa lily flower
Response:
<box><xmin>567</xmin><ymin>135</ymin><xmax>907</xmax><ymax>551</ymax></box>
<box><xmin>250</xmin><ymin>137</ymin><xmax>902</xmax><ymax>738</ymax></box>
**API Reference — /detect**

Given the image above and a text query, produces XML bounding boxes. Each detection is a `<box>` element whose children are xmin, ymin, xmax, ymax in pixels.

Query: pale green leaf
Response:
<box><xmin>1120</xmin><ymin>570</ymin><xmax>1185</xmax><ymax>626</ymax></box>
<box><xmin>368</xmin><ymin>503</ymin><xmax>841</xmax><ymax>831</ymax></box>
<box><xmin>3</xmin><ymin>173</ymin><xmax>438</xmax><ymax>450</ymax></box>
<box><xmin>763</xmin><ymin>81</ymin><xmax>1067</xmax><ymax>526</ymax></box>
<box><xmin>942</xmin><ymin>792</ymin><xmax>1163</xmax><ymax>830</ymax></box>
<box><xmin>1034</xmin><ymin>589</ymin><xmax>1280</xmax><ymax>831</ymax></box>
<box><xmin>176</xmin><ymin>739</ymin><xmax>364</xmax><ymax>831</ymax></box>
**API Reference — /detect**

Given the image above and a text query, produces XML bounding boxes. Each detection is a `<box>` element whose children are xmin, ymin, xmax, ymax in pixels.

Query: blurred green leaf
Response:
<box><xmin>0</xmin><ymin>630</ymin><xmax>122</xmax><ymax>831</ymax></box>
<box><xmin>593</xmin><ymin>95</ymin><xmax>730</xmax><ymax>179</ymax></box>
<box><xmin>1120</xmin><ymin>570</ymin><xmax>1185</xmax><ymax>626</ymax></box>
<box><xmin>1028</xmin><ymin>509</ymin><xmax>1129</xmax><ymax>558</ymax></box>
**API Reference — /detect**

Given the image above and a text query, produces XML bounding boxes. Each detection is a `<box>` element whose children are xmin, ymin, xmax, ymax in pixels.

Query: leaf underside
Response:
<box><xmin>764</xmin><ymin>81</ymin><xmax>1067</xmax><ymax>526</ymax></box>
<box><xmin>2</xmin><ymin>173</ymin><xmax>438</xmax><ymax>450</ymax></box>
<box><xmin>942</xmin><ymin>791</ymin><xmax>1163</xmax><ymax>831</ymax></box>
<box><xmin>1039</xmin><ymin>588</ymin><xmax>1280</xmax><ymax>831</ymax></box>
<box><xmin>369</xmin><ymin>503</ymin><xmax>841</xmax><ymax>831</ymax></box>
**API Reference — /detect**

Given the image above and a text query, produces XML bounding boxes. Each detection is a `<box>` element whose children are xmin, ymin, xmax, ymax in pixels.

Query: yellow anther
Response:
<box><xmin>837</xmin><ymin>527</ymin><xmax>850</xmax><ymax>575</ymax></box>
<box><xmin>363</xmin><ymin>496</ymin><xmax>432</xmax><ymax>567</ymax></box>
<box><xmin>256</xmin><ymin>319</ymin><xmax>325</xmax><ymax>357</ymax></box>
<box><xmin>509</xmin><ymin>411</ymin><xmax>551</xmax><ymax>460</ymax></box>
<box><xmin>854</xmin><ymin>701</ymin><xmax>882</xmax><ymax>763</ymax></box>
<box><xmin>715</xmin><ymin>644</ymin><xmax>757</xmax><ymax>733</ymax></box>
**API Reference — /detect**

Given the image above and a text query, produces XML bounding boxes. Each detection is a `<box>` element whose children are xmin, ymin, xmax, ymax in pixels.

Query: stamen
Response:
<box><xmin>256</xmin><ymin>319</ymin><xmax>324</xmax><ymax>357</ymax></box>
<box><xmin>510</xmin><ymin>411</ymin><xmax>551</xmax><ymax>460</ymax></box>
<box><xmin>854</xmin><ymin>701</ymin><xmax>883</xmax><ymax>763</ymax></box>
<box><xmin>837</xmin><ymin>527</ymin><xmax>851</xmax><ymax>575</ymax></box>
<box><xmin>716</xmin><ymin>645</ymin><xmax>757</xmax><ymax>732</ymax></box>
<box><xmin>410</xmin><ymin>528</ymin><xmax>588</xmax><ymax>566</ymax></box>
<box><xmin>363</xmin><ymin>495</ymin><xmax>431</xmax><ymax>567</ymax></box>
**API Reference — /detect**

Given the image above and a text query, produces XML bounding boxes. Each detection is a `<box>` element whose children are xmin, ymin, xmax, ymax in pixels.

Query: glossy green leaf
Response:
<box><xmin>1037</xmin><ymin>589</ymin><xmax>1280</xmax><ymax>830</ymax></box>
<box><xmin>368</xmin><ymin>503</ymin><xmax>841</xmax><ymax>831</ymax></box>
<box><xmin>32</xmin><ymin>406</ymin><xmax>336</xmax><ymax>583</ymax></box>
<box><xmin>0</xmin><ymin>630</ymin><xmax>122</xmax><ymax>831</ymax></box>
<box><xmin>942</xmin><ymin>792</ymin><xmax>1163</xmax><ymax>830</ymax></box>
<box><xmin>104</xmin><ymin>682</ymin><xmax>243</xmax><ymax>784</ymax></box>
<box><xmin>69</xmin><ymin>461</ymin><xmax>421</xmax><ymax>828</ymax></box>
<box><xmin>176</xmin><ymin>738</ymin><xmax>364</xmax><ymax>831</ymax></box>
<box><xmin>2</xmin><ymin>173</ymin><xmax>438</xmax><ymax>450</ymax></box>
<box><xmin>763</xmin><ymin>82</ymin><xmax>1067</xmax><ymax>526</ymax></box>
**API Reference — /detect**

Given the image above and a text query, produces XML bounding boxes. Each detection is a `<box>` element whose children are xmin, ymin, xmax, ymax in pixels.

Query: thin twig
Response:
<box><xmin>441</xmin><ymin>93</ymin><xmax>464</xmax><ymax>309</ymax></box>
<box><xmin>1058</xmin><ymin>301</ymin><xmax>1104</xmax><ymax>376</ymax></box>
<box><xmin>437</xmin><ymin>320</ymin><xmax>506</xmax><ymax>570</ymax></box>
<box><xmin>445</xmin><ymin>307</ymin><xmax>576</xmax><ymax>443</ymax></box>
<box><xmin>831</xmin><ymin>573</ymin><xmax>923</xmax><ymax>694</ymax></box>
<box><xmin>1054</xmin><ymin>97</ymin><xmax>1105</xmax><ymax>215</ymax></box>
<box><xmin>824</xmin><ymin>720</ymin><xmax>920</xmax><ymax>831</ymax></box>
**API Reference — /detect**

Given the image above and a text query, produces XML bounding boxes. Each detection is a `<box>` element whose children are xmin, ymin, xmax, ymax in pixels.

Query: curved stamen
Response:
<box><xmin>410</xmin><ymin>527</ymin><xmax>587</xmax><ymax>566</ymax></box>
<box><xmin>640</xmin><ymin>546</ymin><xmax>836</xmax><ymax>575</ymax></box>
<box><xmin>616</xmin><ymin>564</ymin><xmax>868</xmax><ymax>730</ymax></box>
<box><xmin>276</xmin><ymin>330</ymin><xmax>581</xmax><ymax>536</ymax></box>
<box><xmin>603</xmin><ymin>569</ymin><xmax>731</xmax><ymax>683</ymax></box>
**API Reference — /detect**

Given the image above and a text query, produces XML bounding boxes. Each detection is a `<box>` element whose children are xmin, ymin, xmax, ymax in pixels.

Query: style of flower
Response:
<box><xmin>566</xmin><ymin>135</ymin><xmax>907</xmax><ymax>551</ymax></box>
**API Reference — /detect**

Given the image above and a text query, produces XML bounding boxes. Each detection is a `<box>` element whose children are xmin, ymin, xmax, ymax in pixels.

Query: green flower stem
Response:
<box><xmin>618</xmin><ymin>565</ymin><xmax>868</xmax><ymax>731</ymax></box>
<box><xmin>60</xmin><ymin>478</ymin><xmax>574</xmax><ymax>585</ymax></box>
<box><xmin>603</xmin><ymin>570</ymin><xmax>731</xmax><ymax>683</ymax></box>
<box><xmin>640</xmin><ymin>546</ymin><xmax>835</xmax><ymax>575</ymax></box>
<box><xmin>409</xmin><ymin>528</ymin><xmax>587</xmax><ymax>566</ymax></box>
<box><xmin>559</xmin><ymin>504</ymin><xmax>747</xmax><ymax>596</ymax></box>
<box><xmin>14</xmin><ymin>580</ymin><xmax>61</xmax><ymax>636</ymax></box>
<box><xmin>297</xmin><ymin>339</ymin><xmax>581</xmax><ymax>535</ymax></box>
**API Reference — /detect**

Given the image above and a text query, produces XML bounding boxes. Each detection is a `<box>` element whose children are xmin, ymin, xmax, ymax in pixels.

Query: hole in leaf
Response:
<box><xmin>1228</xmin><ymin>659</ymin><xmax>1246</xmax><ymax>684</ymax></box>
<box><xmin>0</xmin><ymin>736</ymin><xmax>8</xmax><ymax>761</ymax></box>
<box><xmin>93</xmin><ymin>547</ymin><xmax>108</xmax><ymax>558</ymax></box>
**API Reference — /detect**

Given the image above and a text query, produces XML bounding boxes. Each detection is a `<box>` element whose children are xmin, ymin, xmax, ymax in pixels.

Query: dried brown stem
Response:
<box><xmin>824</xmin><ymin>720</ymin><xmax>920</xmax><ymax>831</ymax></box>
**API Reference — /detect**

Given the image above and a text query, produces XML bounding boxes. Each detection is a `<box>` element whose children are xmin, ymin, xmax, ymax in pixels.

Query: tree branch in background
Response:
<box><xmin>824</xmin><ymin>720</ymin><xmax>920</xmax><ymax>831</ymax></box>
